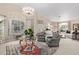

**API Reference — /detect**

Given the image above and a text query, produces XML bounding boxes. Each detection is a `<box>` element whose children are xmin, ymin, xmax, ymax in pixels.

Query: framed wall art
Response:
<box><xmin>11</xmin><ymin>20</ymin><xmax>25</xmax><ymax>34</ymax></box>
<box><xmin>73</xmin><ymin>24</ymin><xmax>79</xmax><ymax>30</ymax></box>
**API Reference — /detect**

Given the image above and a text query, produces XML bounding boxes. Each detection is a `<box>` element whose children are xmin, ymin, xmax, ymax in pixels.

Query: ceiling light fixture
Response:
<box><xmin>22</xmin><ymin>7</ymin><xmax>35</xmax><ymax>16</ymax></box>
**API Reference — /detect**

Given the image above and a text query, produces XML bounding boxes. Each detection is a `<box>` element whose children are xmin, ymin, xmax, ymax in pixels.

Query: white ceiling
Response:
<box><xmin>2</xmin><ymin>3</ymin><xmax>79</xmax><ymax>21</ymax></box>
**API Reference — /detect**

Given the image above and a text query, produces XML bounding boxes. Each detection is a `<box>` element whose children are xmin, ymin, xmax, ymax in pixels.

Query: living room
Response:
<box><xmin>0</xmin><ymin>3</ymin><xmax>79</xmax><ymax>55</ymax></box>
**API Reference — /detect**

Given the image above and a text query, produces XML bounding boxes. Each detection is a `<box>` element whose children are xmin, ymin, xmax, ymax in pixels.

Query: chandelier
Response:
<box><xmin>22</xmin><ymin>7</ymin><xmax>35</xmax><ymax>16</ymax></box>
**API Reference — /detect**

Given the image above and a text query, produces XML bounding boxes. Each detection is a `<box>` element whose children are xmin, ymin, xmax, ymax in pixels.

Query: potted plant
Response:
<box><xmin>24</xmin><ymin>29</ymin><xmax>28</xmax><ymax>35</ymax></box>
<box><xmin>28</xmin><ymin>28</ymin><xmax>34</xmax><ymax>39</ymax></box>
<box><xmin>24</xmin><ymin>28</ymin><xmax>34</xmax><ymax>40</ymax></box>
<box><xmin>24</xmin><ymin>29</ymin><xmax>29</xmax><ymax>39</ymax></box>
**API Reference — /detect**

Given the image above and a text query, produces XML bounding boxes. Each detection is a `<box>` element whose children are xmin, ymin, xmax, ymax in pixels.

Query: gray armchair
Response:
<box><xmin>46</xmin><ymin>32</ymin><xmax>61</xmax><ymax>47</ymax></box>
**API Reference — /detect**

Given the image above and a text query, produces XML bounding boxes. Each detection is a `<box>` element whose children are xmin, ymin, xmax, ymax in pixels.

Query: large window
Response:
<box><xmin>59</xmin><ymin>22</ymin><xmax>68</xmax><ymax>33</ymax></box>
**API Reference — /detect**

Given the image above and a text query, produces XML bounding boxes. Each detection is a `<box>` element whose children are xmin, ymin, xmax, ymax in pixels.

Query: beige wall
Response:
<box><xmin>50</xmin><ymin>22</ymin><xmax>59</xmax><ymax>32</ymax></box>
<box><xmin>0</xmin><ymin>4</ymin><xmax>27</xmax><ymax>42</ymax></box>
<box><xmin>34</xmin><ymin>14</ymin><xmax>50</xmax><ymax>33</ymax></box>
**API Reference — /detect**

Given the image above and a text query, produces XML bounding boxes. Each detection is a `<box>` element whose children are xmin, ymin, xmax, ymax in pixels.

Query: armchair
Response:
<box><xmin>46</xmin><ymin>32</ymin><xmax>61</xmax><ymax>47</ymax></box>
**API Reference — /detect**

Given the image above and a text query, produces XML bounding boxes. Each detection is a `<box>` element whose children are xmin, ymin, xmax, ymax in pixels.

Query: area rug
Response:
<box><xmin>6</xmin><ymin>45</ymin><xmax>58</xmax><ymax>55</ymax></box>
